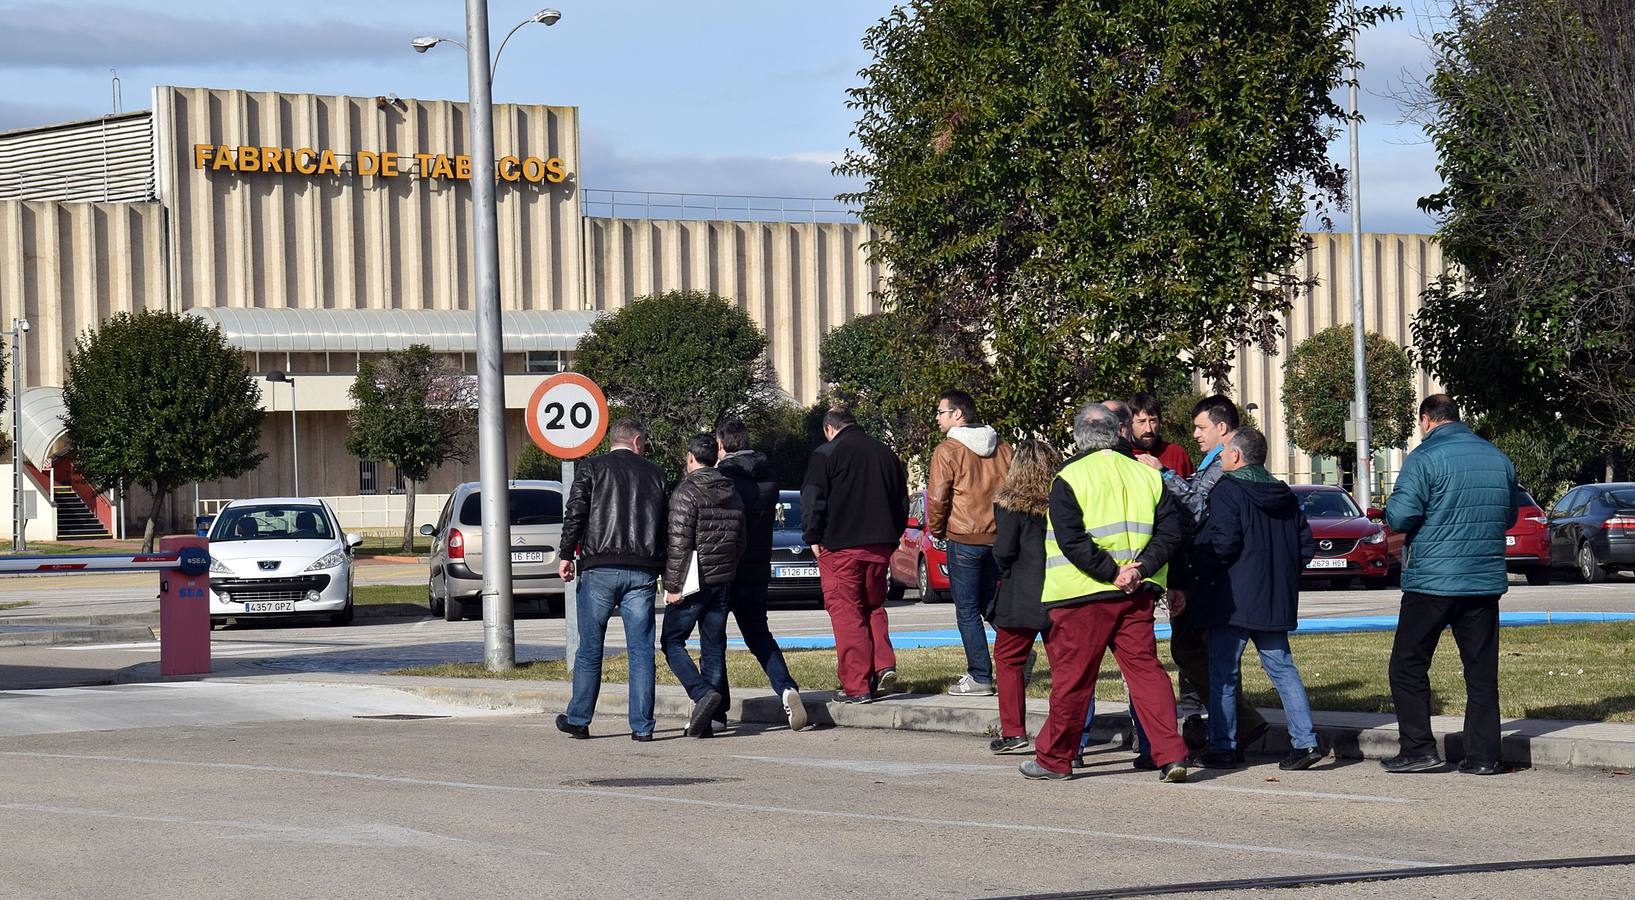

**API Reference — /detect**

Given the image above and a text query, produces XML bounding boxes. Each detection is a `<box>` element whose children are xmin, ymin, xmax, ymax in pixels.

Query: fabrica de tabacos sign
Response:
<box><xmin>192</xmin><ymin>144</ymin><xmax>569</xmax><ymax>184</ymax></box>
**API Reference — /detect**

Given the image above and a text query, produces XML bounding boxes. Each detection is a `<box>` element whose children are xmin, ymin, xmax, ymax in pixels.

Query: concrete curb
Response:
<box><xmin>0</xmin><ymin>624</ymin><xmax>155</xmax><ymax>647</ymax></box>
<box><xmin>0</xmin><ymin>611</ymin><xmax>160</xmax><ymax>627</ymax></box>
<box><xmin>109</xmin><ymin>661</ymin><xmax>1635</xmax><ymax>772</ymax></box>
<box><xmin>354</xmin><ymin>604</ymin><xmax>430</xmax><ymax>620</ymax></box>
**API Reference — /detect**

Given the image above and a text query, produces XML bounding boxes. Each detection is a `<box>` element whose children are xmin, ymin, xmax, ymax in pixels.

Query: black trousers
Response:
<box><xmin>1171</xmin><ymin>620</ymin><xmax>1267</xmax><ymax>736</ymax></box>
<box><xmin>1388</xmin><ymin>591</ymin><xmax>1502</xmax><ymax>763</ymax></box>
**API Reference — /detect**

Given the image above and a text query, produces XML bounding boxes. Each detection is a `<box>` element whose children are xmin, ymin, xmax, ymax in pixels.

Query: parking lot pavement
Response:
<box><xmin>0</xmin><ymin>708</ymin><xmax>1630</xmax><ymax>898</ymax></box>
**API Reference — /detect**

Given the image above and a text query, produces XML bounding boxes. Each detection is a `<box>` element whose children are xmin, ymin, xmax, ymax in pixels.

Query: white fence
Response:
<box><xmin>199</xmin><ymin>494</ymin><xmax>448</xmax><ymax>534</ymax></box>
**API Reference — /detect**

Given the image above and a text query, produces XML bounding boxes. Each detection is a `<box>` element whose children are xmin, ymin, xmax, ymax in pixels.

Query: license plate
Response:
<box><xmin>1505</xmin><ymin>535</ymin><xmax>1517</xmax><ymax>546</ymax></box>
<box><xmin>242</xmin><ymin>601</ymin><xmax>295</xmax><ymax>613</ymax></box>
<box><xmin>775</xmin><ymin>566</ymin><xmax>819</xmax><ymax>578</ymax></box>
<box><xmin>511</xmin><ymin>551</ymin><xmax>544</xmax><ymax>563</ymax></box>
<box><xmin>1306</xmin><ymin>558</ymin><xmax>1347</xmax><ymax>569</ymax></box>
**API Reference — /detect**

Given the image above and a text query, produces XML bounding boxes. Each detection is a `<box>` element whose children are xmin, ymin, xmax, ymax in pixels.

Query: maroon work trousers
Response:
<box><xmin>1034</xmin><ymin>591</ymin><xmax>1187</xmax><ymax>774</ymax></box>
<box><xmin>993</xmin><ymin>624</ymin><xmax>1046</xmax><ymax>739</ymax></box>
<box><xmin>817</xmin><ymin>544</ymin><xmax>897</xmax><ymax>696</ymax></box>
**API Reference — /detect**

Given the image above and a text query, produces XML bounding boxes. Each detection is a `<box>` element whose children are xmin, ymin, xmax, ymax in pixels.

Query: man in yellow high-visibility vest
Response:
<box><xmin>1020</xmin><ymin>403</ymin><xmax>1192</xmax><ymax>783</ymax></box>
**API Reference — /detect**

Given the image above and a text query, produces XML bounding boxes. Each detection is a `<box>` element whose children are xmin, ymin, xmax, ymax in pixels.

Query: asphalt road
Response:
<box><xmin>0</xmin><ymin>693</ymin><xmax>1630</xmax><ymax>898</ymax></box>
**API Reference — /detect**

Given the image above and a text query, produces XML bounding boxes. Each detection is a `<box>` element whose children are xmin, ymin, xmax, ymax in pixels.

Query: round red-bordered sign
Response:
<box><xmin>525</xmin><ymin>372</ymin><xmax>609</xmax><ymax>459</ymax></box>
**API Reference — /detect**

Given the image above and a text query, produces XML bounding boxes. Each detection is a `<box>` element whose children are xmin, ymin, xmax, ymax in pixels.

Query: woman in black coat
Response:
<box><xmin>987</xmin><ymin>440</ymin><xmax>1059</xmax><ymax>754</ymax></box>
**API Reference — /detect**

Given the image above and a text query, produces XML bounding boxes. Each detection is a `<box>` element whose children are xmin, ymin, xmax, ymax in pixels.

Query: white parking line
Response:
<box><xmin>0</xmin><ymin>750</ymin><xmax>1440</xmax><ymax>869</ymax></box>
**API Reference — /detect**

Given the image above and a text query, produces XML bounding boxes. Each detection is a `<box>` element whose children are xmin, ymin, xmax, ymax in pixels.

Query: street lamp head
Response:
<box><xmin>266</xmin><ymin>371</ymin><xmax>289</xmax><ymax>384</ymax></box>
<box><xmin>411</xmin><ymin>35</ymin><xmax>442</xmax><ymax>53</ymax></box>
<box><xmin>12</xmin><ymin>319</ymin><xmax>28</xmax><ymax>334</ymax></box>
<box><xmin>532</xmin><ymin>8</ymin><xmax>562</xmax><ymax>25</ymax></box>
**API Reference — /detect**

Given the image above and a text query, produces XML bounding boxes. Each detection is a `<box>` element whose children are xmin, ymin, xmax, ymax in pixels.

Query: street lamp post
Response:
<box><xmin>415</xmin><ymin>6</ymin><xmax>561</xmax><ymax>671</ymax></box>
<box><xmin>266</xmin><ymin>372</ymin><xmax>299</xmax><ymax>497</ymax></box>
<box><xmin>1346</xmin><ymin>0</ymin><xmax>1373</xmax><ymax>511</ymax></box>
<box><xmin>10</xmin><ymin>318</ymin><xmax>28</xmax><ymax>551</ymax></box>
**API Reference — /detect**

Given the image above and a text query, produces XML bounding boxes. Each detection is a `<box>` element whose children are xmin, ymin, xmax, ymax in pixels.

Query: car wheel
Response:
<box><xmin>428</xmin><ymin>580</ymin><xmax>444</xmax><ymax>616</ymax></box>
<box><xmin>1578</xmin><ymin>542</ymin><xmax>1608</xmax><ymax>583</ymax></box>
<box><xmin>918</xmin><ymin>555</ymin><xmax>944</xmax><ymax>603</ymax></box>
<box><xmin>330</xmin><ymin>600</ymin><xmax>354</xmax><ymax>626</ymax></box>
<box><xmin>1523</xmin><ymin>567</ymin><xmax>1552</xmax><ymax>586</ymax></box>
<box><xmin>886</xmin><ymin>574</ymin><xmax>906</xmax><ymax>604</ymax></box>
<box><xmin>444</xmin><ymin>593</ymin><xmax>465</xmax><ymax>621</ymax></box>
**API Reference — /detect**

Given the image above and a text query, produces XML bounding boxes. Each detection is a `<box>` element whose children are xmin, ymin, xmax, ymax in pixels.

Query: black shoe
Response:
<box><xmin>1280</xmin><ymin>746</ymin><xmax>1326</xmax><ymax>771</ymax></box>
<box><xmin>871</xmin><ymin>668</ymin><xmax>898</xmax><ymax>695</ymax></box>
<box><xmin>694</xmin><ymin>724</ymin><xmax>715</xmax><ymax>739</ymax></box>
<box><xmin>1197</xmin><ymin>750</ymin><xmax>1239</xmax><ymax>770</ymax></box>
<box><xmin>990</xmin><ymin>734</ymin><xmax>1031</xmax><ymax>754</ymax></box>
<box><xmin>832</xmin><ymin>690</ymin><xmax>875</xmax><ymax>704</ymax></box>
<box><xmin>1159</xmin><ymin>761</ymin><xmax>1190</xmax><ymax>783</ymax></box>
<box><xmin>1181</xmin><ymin>714</ymin><xmax>1208</xmax><ymax>751</ymax></box>
<box><xmin>1457</xmin><ymin>758</ymin><xmax>1501</xmax><ymax>776</ymax></box>
<box><xmin>1072</xmin><ymin>755</ymin><xmax>1089</xmax><ymax>769</ymax></box>
<box><xmin>687</xmin><ymin>691</ymin><xmax>724</xmax><ymax>737</ymax></box>
<box><xmin>1381</xmin><ymin>753</ymin><xmax>1444</xmax><ymax>773</ymax></box>
<box><xmin>1133</xmin><ymin>753</ymin><xmax>1157</xmax><ymax>771</ymax></box>
<box><xmin>630</xmin><ymin>732</ymin><xmax>653</xmax><ymax>743</ymax></box>
<box><xmin>554</xmin><ymin>714</ymin><xmax>589</xmax><ymax>740</ymax></box>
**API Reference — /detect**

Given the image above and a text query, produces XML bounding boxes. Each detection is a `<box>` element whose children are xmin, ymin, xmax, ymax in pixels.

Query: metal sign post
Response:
<box><xmin>525</xmin><ymin>372</ymin><xmax>609</xmax><ymax>674</ymax></box>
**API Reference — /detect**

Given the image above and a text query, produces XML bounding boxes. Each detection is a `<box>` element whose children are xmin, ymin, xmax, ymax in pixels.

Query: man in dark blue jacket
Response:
<box><xmin>1189</xmin><ymin>428</ymin><xmax>1324</xmax><ymax>771</ymax></box>
<box><xmin>1382</xmin><ymin>395</ymin><xmax>1520</xmax><ymax>775</ymax></box>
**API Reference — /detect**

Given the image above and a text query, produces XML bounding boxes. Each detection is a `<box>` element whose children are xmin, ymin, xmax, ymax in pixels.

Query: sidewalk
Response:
<box><xmin>114</xmin><ymin>657</ymin><xmax>1635</xmax><ymax>773</ymax></box>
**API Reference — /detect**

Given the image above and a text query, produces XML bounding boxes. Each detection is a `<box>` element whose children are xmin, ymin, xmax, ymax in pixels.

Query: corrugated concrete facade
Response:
<box><xmin>0</xmin><ymin>112</ymin><xmax>155</xmax><ymax>203</ymax></box>
<box><xmin>151</xmin><ymin>86</ymin><xmax>582</xmax><ymax>314</ymax></box>
<box><xmin>582</xmin><ymin>217</ymin><xmax>890</xmax><ymax>401</ymax></box>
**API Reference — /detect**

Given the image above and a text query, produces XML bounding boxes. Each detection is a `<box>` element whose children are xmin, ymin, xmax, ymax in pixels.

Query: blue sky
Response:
<box><xmin>2</xmin><ymin>1</ymin><xmax>1446</xmax><ymax>233</ymax></box>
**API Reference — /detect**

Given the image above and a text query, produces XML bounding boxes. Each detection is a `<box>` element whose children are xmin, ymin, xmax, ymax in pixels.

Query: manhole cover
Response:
<box><xmin>352</xmin><ymin>714</ymin><xmax>451</xmax><ymax>720</ymax></box>
<box><xmin>572</xmin><ymin>777</ymin><xmax>739</xmax><ymax>788</ymax></box>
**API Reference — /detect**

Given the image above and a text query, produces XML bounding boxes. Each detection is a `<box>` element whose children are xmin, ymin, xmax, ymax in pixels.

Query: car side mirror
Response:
<box><xmin>1366</xmin><ymin>507</ymin><xmax>1384</xmax><ymax>521</ymax></box>
<box><xmin>418</xmin><ymin>524</ymin><xmax>436</xmax><ymax>537</ymax></box>
<box><xmin>346</xmin><ymin>533</ymin><xmax>364</xmax><ymax>547</ymax></box>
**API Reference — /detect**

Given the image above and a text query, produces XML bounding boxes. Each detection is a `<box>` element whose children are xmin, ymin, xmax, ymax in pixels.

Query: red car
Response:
<box><xmin>1290</xmin><ymin>484</ymin><xmax>1402</xmax><ymax>589</ymax></box>
<box><xmin>889</xmin><ymin>490</ymin><xmax>951</xmax><ymax>602</ymax></box>
<box><xmin>1506</xmin><ymin>489</ymin><xmax>1552</xmax><ymax>585</ymax></box>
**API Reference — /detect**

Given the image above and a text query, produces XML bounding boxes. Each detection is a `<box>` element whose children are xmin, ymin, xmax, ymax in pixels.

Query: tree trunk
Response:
<box><xmin>401</xmin><ymin>477</ymin><xmax>417</xmax><ymax>554</ymax></box>
<box><xmin>143</xmin><ymin>487</ymin><xmax>167</xmax><ymax>553</ymax></box>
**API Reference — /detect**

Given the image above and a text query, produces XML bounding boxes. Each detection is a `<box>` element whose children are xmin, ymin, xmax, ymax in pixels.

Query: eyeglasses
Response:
<box><xmin>934</xmin><ymin>408</ymin><xmax>955</xmax><ymax>418</ymax></box>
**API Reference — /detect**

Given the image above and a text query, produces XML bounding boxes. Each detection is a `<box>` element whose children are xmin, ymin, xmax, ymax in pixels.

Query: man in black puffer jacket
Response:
<box><xmin>715</xmin><ymin>420</ymin><xmax>807</xmax><ymax>732</ymax></box>
<box><xmin>661</xmin><ymin>433</ymin><xmax>746</xmax><ymax>737</ymax></box>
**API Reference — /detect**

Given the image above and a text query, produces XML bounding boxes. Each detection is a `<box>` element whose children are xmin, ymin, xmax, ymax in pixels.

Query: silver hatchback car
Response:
<box><xmin>422</xmin><ymin>480</ymin><xmax>565</xmax><ymax>621</ymax></box>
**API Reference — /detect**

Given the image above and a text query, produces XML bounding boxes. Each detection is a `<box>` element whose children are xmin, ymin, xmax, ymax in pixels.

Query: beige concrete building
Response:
<box><xmin>0</xmin><ymin>84</ymin><xmax>1437</xmax><ymax>539</ymax></box>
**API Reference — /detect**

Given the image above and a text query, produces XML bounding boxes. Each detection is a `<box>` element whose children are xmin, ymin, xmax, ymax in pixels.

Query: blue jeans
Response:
<box><xmin>1207</xmin><ymin>627</ymin><xmax>1317</xmax><ymax>752</ymax></box>
<box><xmin>947</xmin><ymin>540</ymin><xmax>997</xmax><ymax>684</ymax></box>
<box><xmin>1081</xmin><ymin>684</ymin><xmax>1151</xmax><ymax>755</ymax></box>
<box><xmin>661</xmin><ymin>581</ymin><xmax>731</xmax><ymax>704</ymax></box>
<box><xmin>721</xmin><ymin>581</ymin><xmax>798</xmax><ymax>711</ymax></box>
<box><xmin>566</xmin><ymin>565</ymin><xmax>657</xmax><ymax>736</ymax></box>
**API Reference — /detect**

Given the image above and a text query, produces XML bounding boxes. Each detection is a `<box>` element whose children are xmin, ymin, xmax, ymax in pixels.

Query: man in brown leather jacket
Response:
<box><xmin>927</xmin><ymin>389</ymin><xmax>1014</xmax><ymax>696</ymax></box>
<box><xmin>660</xmin><ymin>433</ymin><xmax>746</xmax><ymax>738</ymax></box>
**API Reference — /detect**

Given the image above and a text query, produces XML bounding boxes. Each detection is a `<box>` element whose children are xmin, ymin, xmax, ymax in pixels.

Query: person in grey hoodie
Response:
<box><xmin>927</xmin><ymin>389</ymin><xmax>1014</xmax><ymax>696</ymax></box>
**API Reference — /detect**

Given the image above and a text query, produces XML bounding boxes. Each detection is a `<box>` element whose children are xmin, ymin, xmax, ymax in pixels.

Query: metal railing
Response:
<box><xmin>580</xmin><ymin>188</ymin><xmax>862</xmax><ymax>224</ymax></box>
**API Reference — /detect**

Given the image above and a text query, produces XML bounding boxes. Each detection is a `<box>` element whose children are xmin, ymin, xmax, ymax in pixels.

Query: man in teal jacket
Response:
<box><xmin>1382</xmin><ymin>394</ymin><xmax>1520</xmax><ymax>776</ymax></box>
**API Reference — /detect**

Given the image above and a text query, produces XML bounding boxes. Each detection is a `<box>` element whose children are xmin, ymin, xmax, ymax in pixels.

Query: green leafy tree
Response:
<box><xmin>839</xmin><ymin>0</ymin><xmax>1396</xmax><ymax>445</ymax></box>
<box><xmin>818</xmin><ymin>311</ymin><xmax>967</xmax><ymax>463</ymax></box>
<box><xmin>347</xmin><ymin>345</ymin><xmax>476</xmax><ymax>552</ymax></box>
<box><xmin>1478</xmin><ymin>418</ymin><xmax>1597</xmax><ymax>508</ymax></box>
<box><xmin>741</xmin><ymin>400</ymin><xmax>827</xmax><ymax>490</ymax></box>
<box><xmin>513</xmin><ymin>443</ymin><xmax>562</xmax><ymax>481</ymax></box>
<box><xmin>62</xmin><ymin>311</ymin><xmax>265</xmax><ymax>550</ymax></box>
<box><xmin>1413</xmin><ymin>0</ymin><xmax>1635</xmax><ymax>446</ymax></box>
<box><xmin>573</xmin><ymin>291</ymin><xmax>781</xmax><ymax>479</ymax></box>
<box><xmin>1282</xmin><ymin>326</ymin><xmax>1416</xmax><ymax>488</ymax></box>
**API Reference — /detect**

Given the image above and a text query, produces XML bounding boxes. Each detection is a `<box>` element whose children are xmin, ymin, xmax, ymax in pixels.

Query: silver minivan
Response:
<box><xmin>422</xmin><ymin>480</ymin><xmax>565</xmax><ymax>621</ymax></box>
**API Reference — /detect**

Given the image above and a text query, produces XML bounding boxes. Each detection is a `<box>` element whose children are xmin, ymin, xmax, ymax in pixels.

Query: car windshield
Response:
<box><xmin>1299</xmin><ymin>491</ymin><xmax>1361</xmax><ymax>518</ymax></box>
<box><xmin>458</xmin><ymin>489</ymin><xmax>563</xmax><ymax>527</ymax></box>
<box><xmin>774</xmin><ymin>496</ymin><xmax>801</xmax><ymax>530</ymax></box>
<box><xmin>212</xmin><ymin>505</ymin><xmax>333</xmax><ymax>542</ymax></box>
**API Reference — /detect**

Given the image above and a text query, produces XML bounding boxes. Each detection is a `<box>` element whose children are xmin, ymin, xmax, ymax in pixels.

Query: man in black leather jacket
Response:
<box><xmin>555</xmin><ymin>418</ymin><xmax>668</xmax><ymax>742</ymax></box>
<box><xmin>715</xmin><ymin>419</ymin><xmax>807</xmax><ymax>732</ymax></box>
<box><xmin>660</xmin><ymin>432</ymin><xmax>746</xmax><ymax>737</ymax></box>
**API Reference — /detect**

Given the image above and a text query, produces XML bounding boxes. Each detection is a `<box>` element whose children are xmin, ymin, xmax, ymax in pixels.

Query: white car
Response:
<box><xmin>207</xmin><ymin>498</ymin><xmax>360</xmax><ymax>626</ymax></box>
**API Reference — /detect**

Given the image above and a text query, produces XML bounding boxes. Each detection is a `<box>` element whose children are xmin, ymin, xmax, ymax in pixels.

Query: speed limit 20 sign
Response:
<box><xmin>525</xmin><ymin>372</ymin><xmax>609</xmax><ymax>459</ymax></box>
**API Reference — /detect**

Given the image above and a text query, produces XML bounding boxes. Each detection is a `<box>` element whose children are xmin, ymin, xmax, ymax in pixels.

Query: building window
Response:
<box><xmin>359</xmin><ymin>460</ymin><xmax>379</xmax><ymax>496</ymax></box>
<box><xmin>526</xmin><ymin>350</ymin><xmax>565</xmax><ymax>374</ymax></box>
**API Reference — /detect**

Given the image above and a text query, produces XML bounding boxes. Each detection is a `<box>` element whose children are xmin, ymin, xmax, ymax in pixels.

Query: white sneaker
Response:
<box><xmin>948</xmin><ymin>674</ymin><xmax>996</xmax><ymax>696</ymax></box>
<box><xmin>783</xmin><ymin>688</ymin><xmax>809</xmax><ymax>732</ymax></box>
